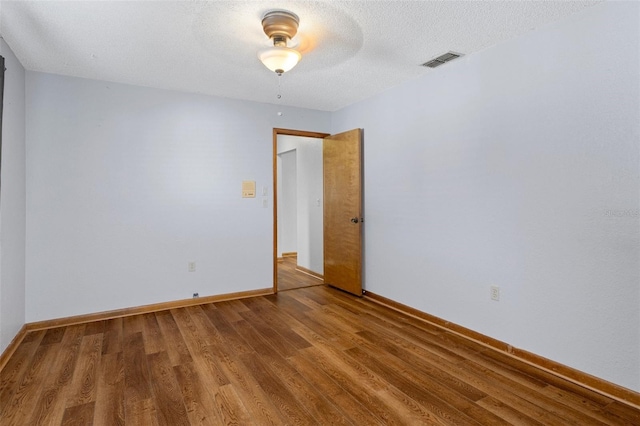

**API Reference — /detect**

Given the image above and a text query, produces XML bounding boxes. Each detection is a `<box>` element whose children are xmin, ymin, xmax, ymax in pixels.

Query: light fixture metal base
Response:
<box><xmin>261</xmin><ymin>10</ymin><xmax>299</xmax><ymax>41</ymax></box>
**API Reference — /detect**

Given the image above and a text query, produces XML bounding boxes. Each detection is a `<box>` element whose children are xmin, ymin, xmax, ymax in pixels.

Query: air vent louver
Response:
<box><xmin>422</xmin><ymin>51</ymin><xmax>463</xmax><ymax>68</ymax></box>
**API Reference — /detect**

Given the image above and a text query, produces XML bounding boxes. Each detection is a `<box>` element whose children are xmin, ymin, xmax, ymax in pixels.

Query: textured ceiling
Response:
<box><xmin>0</xmin><ymin>0</ymin><xmax>600</xmax><ymax>111</ymax></box>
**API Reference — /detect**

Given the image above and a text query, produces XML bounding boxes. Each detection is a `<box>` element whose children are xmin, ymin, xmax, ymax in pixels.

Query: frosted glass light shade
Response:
<box><xmin>258</xmin><ymin>46</ymin><xmax>301</xmax><ymax>74</ymax></box>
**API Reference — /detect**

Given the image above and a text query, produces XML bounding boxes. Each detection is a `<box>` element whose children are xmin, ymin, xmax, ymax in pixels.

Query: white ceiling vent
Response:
<box><xmin>422</xmin><ymin>52</ymin><xmax>463</xmax><ymax>68</ymax></box>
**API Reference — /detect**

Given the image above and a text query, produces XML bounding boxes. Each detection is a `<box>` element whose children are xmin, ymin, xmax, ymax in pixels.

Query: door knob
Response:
<box><xmin>350</xmin><ymin>217</ymin><xmax>359</xmax><ymax>224</ymax></box>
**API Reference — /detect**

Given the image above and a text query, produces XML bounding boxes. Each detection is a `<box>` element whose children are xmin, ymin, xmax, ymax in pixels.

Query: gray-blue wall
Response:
<box><xmin>332</xmin><ymin>1</ymin><xmax>639</xmax><ymax>391</ymax></box>
<box><xmin>0</xmin><ymin>38</ymin><xmax>26</xmax><ymax>352</ymax></box>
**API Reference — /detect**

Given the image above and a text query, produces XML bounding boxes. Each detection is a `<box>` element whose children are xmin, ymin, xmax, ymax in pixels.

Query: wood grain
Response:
<box><xmin>1</xmin><ymin>285</ymin><xmax>638</xmax><ymax>425</ymax></box>
<box><xmin>323</xmin><ymin>128</ymin><xmax>363</xmax><ymax>296</ymax></box>
<box><xmin>276</xmin><ymin>254</ymin><xmax>324</xmax><ymax>291</ymax></box>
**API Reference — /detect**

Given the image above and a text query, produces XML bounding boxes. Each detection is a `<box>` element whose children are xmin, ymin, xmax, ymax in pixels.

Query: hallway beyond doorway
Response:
<box><xmin>277</xmin><ymin>255</ymin><xmax>323</xmax><ymax>291</ymax></box>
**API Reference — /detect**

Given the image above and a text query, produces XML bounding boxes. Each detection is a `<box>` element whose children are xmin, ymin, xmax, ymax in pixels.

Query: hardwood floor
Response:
<box><xmin>277</xmin><ymin>256</ymin><xmax>324</xmax><ymax>291</ymax></box>
<box><xmin>1</xmin><ymin>285</ymin><xmax>638</xmax><ymax>425</ymax></box>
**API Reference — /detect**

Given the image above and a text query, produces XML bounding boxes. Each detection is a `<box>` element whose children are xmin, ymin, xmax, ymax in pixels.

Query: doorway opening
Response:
<box><xmin>273</xmin><ymin>129</ymin><xmax>329</xmax><ymax>292</ymax></box>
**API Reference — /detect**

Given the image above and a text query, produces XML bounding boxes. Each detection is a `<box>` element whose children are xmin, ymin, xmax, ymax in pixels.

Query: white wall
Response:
<box><xmin>0</xmin><ymin>38</ymin><xmax>26</xmax><ymax>353</ymax></box>
<box><xmin>294</xmin><ymin>137</ymin><xmax>323</xmax><ymax>273</ymax></box>
<box><xmin>25</xmin><ymin>72</ymin><xmax>330</xmax><ymax>322</ymax></box>
<box><xmin>332</xmin><ymin>1</ymin><xmax>640</xmax><ymax>391</ymax></box>
<box><xmin>277</xmin><ymin>135</ymin><xmax>323</xmax><ymax>273</ymax></box>
<box><xmin>277</xmin><ymin>150</ymin><xmax>297</xmax><ymax>256</ymax></box>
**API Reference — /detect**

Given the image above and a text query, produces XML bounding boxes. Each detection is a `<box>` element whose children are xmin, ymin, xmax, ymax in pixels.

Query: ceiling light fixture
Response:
<box><xmin>258</xmin><ymin>10</ymin><xmax>301</xmax><ymax>75</ymax></box>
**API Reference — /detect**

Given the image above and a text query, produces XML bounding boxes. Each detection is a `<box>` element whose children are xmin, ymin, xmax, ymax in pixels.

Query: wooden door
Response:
<box><xmin>323</xmin><ymin>129</ymin><xmax>363</xmax><ymax>296</ymax></box>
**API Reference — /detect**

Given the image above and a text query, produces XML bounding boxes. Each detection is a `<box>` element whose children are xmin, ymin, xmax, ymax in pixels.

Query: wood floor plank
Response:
<box><xmin>361</xmin><ymin>310</ymin><xmax>472</xmax><ymax>364</ymax></box>
<box><xmin>21</xmin><ymin>329</ymin><xmax>47</xmax><ymax>344</ymax></box>
<box><xmin>214</xmin><ymin>384</ymin><xmax>254</xmax><ymax>425</ymax></box>
<box><xmin>540</xmin><ymin>384</ymin><xmax>632</xmax><ymax>425</ymax></box>
<box><xmin>175</xmin><ymin>307</ymin><xmax>230</xmax><ymax>387</ymax></box>
<box><xmin>435</xmin><ymin>355</ymin><xmax>578</xmax><ymax>426</ymax></box>
<box><xmin>289</xmin><ymin>292</ymin><xmax>326</xmax><ymax>310</ymax></box>
<box><xmin>155</xmin><ymin>310</ymin><xmax>193</xmax><ymax>366</ymax></box>
<box><xmin>186</xmin><ymin>305</ymin><xmax>228</xmax><ymax>349</ymax></box>
<box><xmin>0</xmin><ymin>339</ymin><xmax>41</xmax><ymax>402</ymax></box>
<box><xmin>142</xmin><ymin>313</ymin><xmax>165</xmax><ymax>355</ymax></box>
<box><xmin>198</xmin><ymin>304</ymin><xmax>254</xmax><ymax>356</ymax></box>
<box><xmin>202</xmin><ymin>329</ymin><xmax>285</xmax><ymax>424</ymax></box>
<box><xmin>476</xmin><ymin>396</ymin><xmax>547</xmax><ymax>426</ymax></box>
<box><xmin>263</xmin><ymin>291</ymin><xmax>313</xmax><ymax>314</ymax></box>
<box><xmin>291</xmin><ymin>325</ymin><xmax>434</xmax><ymax>425</ymax></box>
<box><xmin>293</xmin><ymin>285</ymin><xmax>332</xmax><ymax>305</ymax></box>
<box><xmin>237</xmin><ymin>352</ymin><xmax>318</xmax><ymax>424</ymax></box>
<box><xmin>147</xmin><ymin>351</ymin><xmax>190</xmax><ymax>426</ymax></box>
<box><xmin>61</xmin><ymin>401</ymin><xmax>95</xmax><ymax>426</ymax></box>
<box><xmin>27</xmin><ymin>324</ymin><xmax>86</xmax><ymax>425</ymax></box>
<box><xmin>41</xmin><ymin>327</ymin><xmax>66</xmax><ymax>345</ymax></box>
<box><xmin>205</xmin><ymin>344</ymin><xmax>286</xmax><ymax>425</ymax></box>
<box><xmin>231</xmin><ymin>318</ymin><xmax>289</xmax><ymax>360</ymax></box>
<box><xmin>229</xmin><ymin>310</ymin><xmax>350</xmax><ymax>425</ymax></box>
<box><xmin>265</xmin><ymin>290</ymin><xmax>360</xmax><ymax>351</ymax></box>
<box><xmin>123</xmin><ymin>314</ymin><xmax>145</xmax><ymax>336</ymax></box>
<box><xmin>126</xmin><ymin>398</ymin><xmax>159</xmax><ymax>426</ymax></box>
<box><xmin>237</xmin><ymin>308</ymin><xmax>301</xmax><ymax>358</ymax></box>
<box><xmin>346</xmin><ymin>345</ymin><xmax>488</xmax><ymax>426</ymax></box>
<box><xmin>0</xmin><ymin>330</ymin><xmax>45</xmax><ymax>391</ymax></box>
<box><xmin>277</xmin><ymin>255</ymin><xmax>324</xmax><ymax>291</ymax></box>
<box><xmin>65</xmin><ymin>333</ymin><xmax>102</xmax><ymax>408</ymax></box>
<box><xmin>464</xmin><ymin>345</ymin><xmax>550</xmax><ymax>390</ymax></box>
<box><xmin>173</xmin><ymin>361</ymin><xmax>224</xmax><ymax>426</ymax></box>
<box><xmin>123</xmin><ymin>331</ymin><xmax>153</xmax><ymax>415</ymax></box>
<box><xmin>605</xmin><ymin>401</ymin><xmax>640</xmax><ymax>424</ymax></box>
<box><xmin>357</xmin><ymin>329</ymin><xmax>487</xmax><ymax>402</ymax></box>
<box><xmin>473</xmin><ymin>346</ymin><xmax>616</xmax><ymax>406</ymax></box>
<box><xmin>1</xmin><ymin>341</ymin><xmax>61</xmax><ymax>425</ymax></box>
<box><xmin>213</xmin><ymin>299</ymin><xmax>250</xmax><ymax>323</ymax></box>
<box><xmin>2</xmin><ymin>285</ymin><xmax>639</xmax><ymax>425</ymax></box>
<box><xmin>101</xmin><ymin>317</ymin><xmax>123</xmax><ymax>355</ymax></box>
<box><xmin>461</xmin><ymin>358</ymin><xmax>609</xmax><ymax>426</ymax></box>
<box><xmin>83</xmin><ymin>319</ymin><xmax>105</xmax><ymax>336</ymax></box>
<box><xmin>93</xmin><ymin>351</ymin><xmax>125</xmax><ymax>426</ymax></box>
<box><xmin>238</xmin><ymin>296</ymin><xmax>311</xmax><ymax>350</ymax></box>
<box><xmin>299</xmin><ymin>344</ymin><xmax>443</xmax><ymax>425</ymax></box>
<box><xmin>288</xmin><ymin>352</ymin><xmax>383</xmax><ymax>425</ymax></box>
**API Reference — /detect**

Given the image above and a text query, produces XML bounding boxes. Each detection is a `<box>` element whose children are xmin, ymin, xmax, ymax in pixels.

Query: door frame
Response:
<box><xmin>272</xmin><ymin>128</ymin><xmax>330</xmax><ymax>293</ymax></box>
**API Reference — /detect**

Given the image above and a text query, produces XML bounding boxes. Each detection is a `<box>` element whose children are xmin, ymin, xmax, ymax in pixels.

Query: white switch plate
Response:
<box><xmin>262</xmin><ymin>198</ymin><xmax>268</xmax><ymax>208</ymax></box>
<box><xmin>188</xmin><ymin>262</ymin><xmax>196</xmax><ymax>272</ymax></box>
<box><xmin>262</xmin><ymin>186</ymin><xmax>268</xmax><ymax>196</ymax></box>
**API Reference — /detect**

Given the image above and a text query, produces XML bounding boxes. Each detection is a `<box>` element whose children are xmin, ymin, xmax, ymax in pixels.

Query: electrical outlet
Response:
<box><xmin>490</xmin><ymin>285</ymin><xmax>500</xmax><ymax>301</ymax></box>
<box><xmin>188</xmin><ymin>262</ymin><xmax>196</xmax><ymax>272</ymax></box>
<box><xmin>193</xmin><ymin>292</ymin><xmax>199</xmax><ymax>298</ymax></box>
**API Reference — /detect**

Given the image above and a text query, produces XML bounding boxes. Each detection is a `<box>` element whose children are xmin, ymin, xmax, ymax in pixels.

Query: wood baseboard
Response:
<box><xmin>24</xmin><ymin>287</ymin><xmax>274</xmax><ymax>332</ymax></box>
<box><xmin>0</xmin><ymin>324</ymin><xmax>28</xmax><ymax>372</ymax></box>
<box><xmin>295</xmin><ymin>265</ymin><xmax>324</xmax><ymax>281</ymax></box>
<box><xmin>363</xmin><ymin>290</ymin><xmax>640</xmax><ymax>409</ymax></box>
<box><xmin>282</xmin><ymin>252</ymin><xmax>297</xmax><ymax>258</ymax></box>
<box><xmin>277</xmin><ymin>257</ymin><xmax>284</xmax><ymax>263</ymax></box>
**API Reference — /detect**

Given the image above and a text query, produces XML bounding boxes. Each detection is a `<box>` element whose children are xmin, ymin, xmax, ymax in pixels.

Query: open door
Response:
<box><xmin>323</xmin><ymin>129</ymin><xmax>363</xmax><ymax>296</ymax></box>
